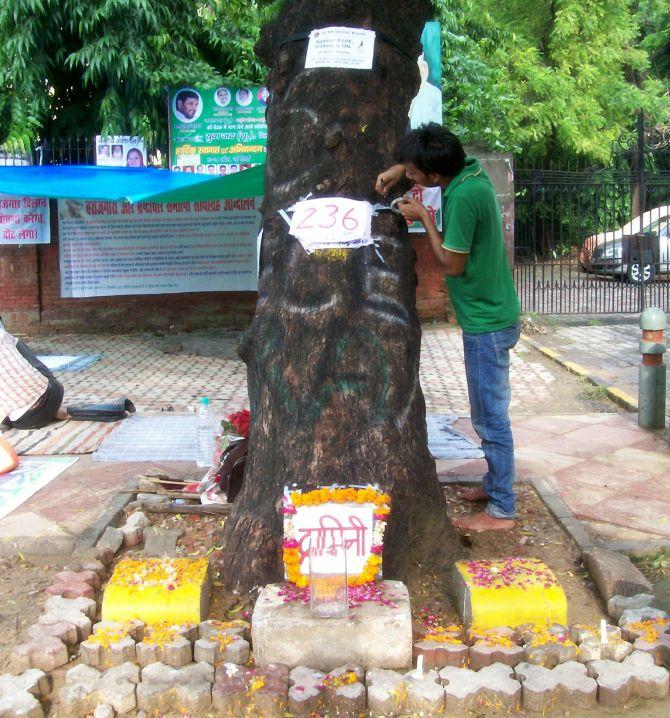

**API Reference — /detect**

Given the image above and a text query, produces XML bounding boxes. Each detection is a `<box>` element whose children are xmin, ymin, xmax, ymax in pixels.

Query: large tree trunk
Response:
<box><xmin>219</xmin><ymin>0</ymin><xmax>462</xmax><ymax>592</ymax></box>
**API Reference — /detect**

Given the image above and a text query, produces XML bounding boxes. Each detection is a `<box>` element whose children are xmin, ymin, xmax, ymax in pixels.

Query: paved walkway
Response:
<box><xmin>24</xmin><ymin>325</ymin><xmax>576</xmax><ymax>416</ymax></box>
<box><xmin>440</xmin><ymin>412</ymin><xmax>670</xmax><ymax>543</ymax></box>
<box><xmin>1</xmin><ymin>320</ymin><xmax>669</xmax><ymax>554</ymax></box>
<box><xmin>522</xmin><ymin>319</ymin><xmax>668</xmax><ymax>412</ymax></box>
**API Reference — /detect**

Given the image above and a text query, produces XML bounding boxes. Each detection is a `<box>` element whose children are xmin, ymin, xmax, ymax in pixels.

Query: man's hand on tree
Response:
<box><xmin>395</xmin><ymin>196</ymin><xmax>428</xmax><ymax>225</ymax></box>
<box><xmin>375</xmin><ymin>164</ymin><xmax>405</xmax><ymax>196</ymax></box>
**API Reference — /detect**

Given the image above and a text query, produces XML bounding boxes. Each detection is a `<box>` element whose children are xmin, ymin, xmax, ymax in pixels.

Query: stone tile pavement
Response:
<box><xmin>523</xmin><ymin>319</ymin><xmax>667</xmax><ymax>412</ymax></box>
<box><xmin>440</xmin><ymin>412</ymin><xmax>670</xmax><ymax>543</ymax></box>
<box><xmin>27</xmin><ymin>324</ymin><xmax>574</xmax><ymax>417</ymax></box>
<box><xmin>4</xmin><ymin>321</ymin><xmax>670</xmax><ymax>553</ymax></box>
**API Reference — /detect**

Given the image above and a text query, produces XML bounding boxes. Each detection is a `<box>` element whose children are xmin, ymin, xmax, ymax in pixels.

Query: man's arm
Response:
<box><xmin>395</xmin><ymin>197</ymin><xmax>468</xmax><ymax>276</ymax></box>
<box><xmin>375</xmin><ymin>164</ymin><xmax>405</xmax><ymax>196</ymax></box>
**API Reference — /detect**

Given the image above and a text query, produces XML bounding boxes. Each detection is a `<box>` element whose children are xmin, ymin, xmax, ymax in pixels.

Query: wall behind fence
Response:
<box><xmin>0</xmin><ymin>147</ymin><xmax>514</xmax><ymax>333</ymax></box>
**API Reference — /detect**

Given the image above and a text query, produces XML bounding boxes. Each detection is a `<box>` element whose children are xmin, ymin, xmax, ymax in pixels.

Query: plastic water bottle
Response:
<box><xmin>196</xmin><ymin>397</ymin><xmax>215</xmax><ymax>467</ymax></box>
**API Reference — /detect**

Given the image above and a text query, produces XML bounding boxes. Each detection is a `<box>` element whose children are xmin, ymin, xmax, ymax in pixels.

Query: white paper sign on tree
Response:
<box><xmin>304</xmin><ymin>27</ymin><xmax>376</xmax><ymax>70</ymax></box>
<box><xmin>282</xmin><ymin>486</ymin><xmax>390</xmax><ymax>587</ymax></box>
<box><xmin>288</xmin><ymin>197</ymin><xmax>373</xmax><ymax>253</ymax></box>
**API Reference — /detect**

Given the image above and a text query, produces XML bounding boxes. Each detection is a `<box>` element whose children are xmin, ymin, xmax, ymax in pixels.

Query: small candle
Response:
<box><xmin>600</xmin><ymin>618</ymin><xmax>607</xmax><ymax>644</ymax></box>
<box><xmin>416</xmin><ymin>654</ymin><xmax>424</xmax><ymax>675</ymax></box>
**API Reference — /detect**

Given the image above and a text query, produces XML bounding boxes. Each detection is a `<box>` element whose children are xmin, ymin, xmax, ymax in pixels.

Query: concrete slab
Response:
<box><xmin>252</xmin><ymin>581</ymin><xmax>412</xmax><ymax>671</ymax></box>
<box><xmin>0</xmin><ymin>456</ymin><xmax>200</xmax><ymax>559</ymax></box>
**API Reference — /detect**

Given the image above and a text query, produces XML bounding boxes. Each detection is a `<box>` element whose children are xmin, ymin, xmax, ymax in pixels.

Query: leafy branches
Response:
<box><xmin>0</xmin><ymin>0</ymin><xmax>274</xmax><ymax>146</ymax></box>
<box><xmin>432</xmin><ymin>0</ymin><xmax>670</xmax><ymax>163</ymax></box>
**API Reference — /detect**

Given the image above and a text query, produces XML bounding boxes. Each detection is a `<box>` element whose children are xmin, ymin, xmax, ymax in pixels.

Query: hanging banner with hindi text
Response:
<box><xmin>0</xmin><ymin>195</ymin><xmax>50</xmax><ymax>245</ymax></box>
<box><xmin>57</xmin><ymin>197</ymin><xmax>261</xmax><ymax>298</ymax></box>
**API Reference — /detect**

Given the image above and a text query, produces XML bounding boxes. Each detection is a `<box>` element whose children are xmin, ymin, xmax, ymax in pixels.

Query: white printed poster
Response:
<box><xmin>57</xmin><ymin>198</ymin><xmax>261</xmax><ymax>297</ymax></box>
<box><xmin>305</xmin><ymin>27</ymin><xmax>376</xmax><ymax>70</ymax></box>
<box><xmin>95</xmin><ymin>135</ymin><xmax>147</xmax><ymax>167</ymax></box>
<box><xmin>0</xmin><ymin>195</ymin><xmax>50</xmax><ymax>245</ymax></box>
<box><xmin>288</xmin><ymin>197</ymin><xmax>373</xmax><ymax>253</ymax></box>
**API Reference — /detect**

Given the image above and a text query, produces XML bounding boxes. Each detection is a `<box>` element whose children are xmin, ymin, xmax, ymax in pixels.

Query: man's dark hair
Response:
<box><xmin>176</xmin><ymin>89</ymin><xmax>199</xmax><ymax>104</ymax></box>
<box><xmin>395</xmin><ymin>123</ymin><xmax>466</xmax><ymax>178</ymax></box>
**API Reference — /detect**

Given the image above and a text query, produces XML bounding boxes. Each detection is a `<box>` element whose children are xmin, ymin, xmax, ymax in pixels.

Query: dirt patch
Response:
<box><xmin>407</xmin><ymin>482</ymin><xmax>603</xmax><ymax>628</ymax></box>
<box><xmin>0</xmin><ymin>487</ymin><xmax>604</xmax><ymax>672</ymax></box>
<box><xmin>0</xmin><ymin>556</ymin><xmax>54</xmax><ymax>672</ymax></box>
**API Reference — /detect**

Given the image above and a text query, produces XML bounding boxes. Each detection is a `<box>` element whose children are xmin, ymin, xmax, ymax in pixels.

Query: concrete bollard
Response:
<box><xmin>638</xmin><ymin>308</ymin><xmax>667</xmax><ymax>429</ymax></box>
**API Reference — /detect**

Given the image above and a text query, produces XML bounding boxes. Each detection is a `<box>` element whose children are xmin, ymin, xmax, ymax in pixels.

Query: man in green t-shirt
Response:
<box><xmin>376</xmin><ymin>123</ymin><xmax>521</xmax><ymax>533</ymax></box>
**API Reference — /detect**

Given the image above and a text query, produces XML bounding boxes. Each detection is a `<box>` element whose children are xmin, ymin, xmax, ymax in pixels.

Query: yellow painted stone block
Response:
<box><xmin>453</xmin><ymin>558</ymin><xmax>567</xmax><ymax>629</ymax></box>
<box><xmin>102</xmin><ymin>557</ymin><xmax>211</xmax><ymax>625</ymax></box>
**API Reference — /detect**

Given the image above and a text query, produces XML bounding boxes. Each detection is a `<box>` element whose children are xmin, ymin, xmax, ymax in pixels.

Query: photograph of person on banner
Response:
<box><xmin>173</xmin><ymin>88</ymin><xmax>202</xmax><ymax>123</ymax></box>
<box><xmin>409</xmin><ymin>21</ymin><xmax>442</xmax><ymax>129</ymax></box>
<box><xmin>235</xmin><ymin>88</ymin><xmax>253</xmax><ymax>107</ymax></box>
<box><xmin>126</xmin><ymin>148</ymin><xmax>145</xmax><ymax>167</ymax></box>
<box><xmin>215</xmin><ymin>86</ymin><xmax>231</xmax><ymax>107</ymax></box>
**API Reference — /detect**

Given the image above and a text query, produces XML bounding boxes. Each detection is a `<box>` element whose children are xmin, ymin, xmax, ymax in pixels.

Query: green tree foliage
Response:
<box><xmin>637</xmin><ymin>0</ymin><xmax>670</xmax><ymax>79</ymax></box>
<box><xmin>1</xmin><ymin>0</ymin><xmax>667</xmax><ymax>164</ymax></box>
<box><xmin>433</xmin><ymin>0</ymin><xmax>670</xmax><ymax>162</ymax></box>
<box><xmin>0</xmin><ymin>0</ymin><xmax>274</xmax><ymax>148</ymax></box>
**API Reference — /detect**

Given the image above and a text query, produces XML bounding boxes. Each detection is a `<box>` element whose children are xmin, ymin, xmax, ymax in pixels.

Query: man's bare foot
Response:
<box><xmin>451</xmin><ymin>511</ymin><xmax>515</xmax><ymax>533</ymax></box>
<box><xmin>55</xmin><ymin>409</ymin><xmax>69</xmax><ymax>421</ymax></box>
<box><xmin>456</xmin><ymin>486</ymin><xmax>488</xmax><ymax>502</ymax></box>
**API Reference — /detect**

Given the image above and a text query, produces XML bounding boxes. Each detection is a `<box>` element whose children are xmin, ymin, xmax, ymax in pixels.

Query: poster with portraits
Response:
<box><xmin>95</xmin><ymin>136</ymin><xmax>147</xmax><ymax>167</ymax></box>
<box><xmin>168</xmin><ymin>85</ymin><xmax>268</xmax><ymax>175</ymax></box>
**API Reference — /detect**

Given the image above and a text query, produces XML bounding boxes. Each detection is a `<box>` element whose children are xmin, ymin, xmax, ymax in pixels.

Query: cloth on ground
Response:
<box><xmin>426</xmin><ymin>413</ymin><xmax>484</xmax><ymax>460</ymax></box>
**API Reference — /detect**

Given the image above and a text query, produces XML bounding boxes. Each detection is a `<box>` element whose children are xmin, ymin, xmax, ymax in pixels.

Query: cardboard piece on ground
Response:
<box><xmin>0</xmin><ymin>456</ymin><xmax>78</xmax><ymax>521</ymax></box>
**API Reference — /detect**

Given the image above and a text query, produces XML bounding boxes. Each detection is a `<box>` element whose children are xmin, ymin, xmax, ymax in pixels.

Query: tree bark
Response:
<box><xmin>219</xmin><ymin>0</ymin><xmax>462</xmax><ymax>593</ymax></box>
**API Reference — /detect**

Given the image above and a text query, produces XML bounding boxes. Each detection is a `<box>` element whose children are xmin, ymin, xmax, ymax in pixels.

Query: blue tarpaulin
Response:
<box><xmin>0</xmin><ymin>164</ymin><xmax>264</xmax><ymax>202</ymax></box>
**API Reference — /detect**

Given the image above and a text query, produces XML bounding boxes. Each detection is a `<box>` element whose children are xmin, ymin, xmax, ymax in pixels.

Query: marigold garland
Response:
<box><xmin>108</xmin><ymin>557</ymin><xmax>208</xmax><ymax>592</ymax></box>
<box><xmin>282</xmin><ymin>485</ymin><xmax>389</xmax><ymax>588</ymax></box>
<box><xmin>323</xmin><ymin>671</ymin><xmax>358</xmax><ymax>688</ymax></box>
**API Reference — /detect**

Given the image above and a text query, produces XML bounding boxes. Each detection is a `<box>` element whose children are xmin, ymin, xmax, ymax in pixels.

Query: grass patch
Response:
<box><xmin>631</xmin><ymin>549</ymin><xmax>670</xmax><ymax>580</ymax></box>
<box><xmin>579</xmin><ymin>381</ymin><xmax>609</xmax><ymax>401</ymax></box>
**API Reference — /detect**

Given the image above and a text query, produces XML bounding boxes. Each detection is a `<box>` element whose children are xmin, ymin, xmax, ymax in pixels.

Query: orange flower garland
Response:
<box><xmin>282</xmin><ymin>485</ymin><xmax>389</xmax><ymax>588</ymax></box>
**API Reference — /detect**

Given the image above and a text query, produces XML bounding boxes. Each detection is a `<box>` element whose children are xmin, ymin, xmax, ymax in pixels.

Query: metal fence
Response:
<box><xmin>513</xmin><ymin>164</ymin><xmax>670</xmax><ymax>315</ymax></box>
<box><xmin>0</xmin><ymin>137</ymin><xmax>167</xmax><ymax>166</ymax></box>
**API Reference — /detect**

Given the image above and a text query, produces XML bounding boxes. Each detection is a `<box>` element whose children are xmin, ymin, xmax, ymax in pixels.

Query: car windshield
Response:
<box><xmin>648</xmin><ymin>216</ymin><xmax>670</xmax><ymax>238</ymax></box>
<box><xmin>621</xmin><ymin>206</ymin><xmax>670</xmax><ymax>235</ymax></box>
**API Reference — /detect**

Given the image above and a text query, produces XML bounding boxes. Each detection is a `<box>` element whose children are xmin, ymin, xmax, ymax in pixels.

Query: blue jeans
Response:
<box><xmin>462</xmin><ymin>322</ymin><xmax>520</xmax><ymax>519</ymax></box>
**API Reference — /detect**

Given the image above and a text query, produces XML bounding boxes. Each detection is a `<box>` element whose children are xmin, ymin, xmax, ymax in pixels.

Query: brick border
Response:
<box><xmin>73</xmin><ymin>479</ymin><xmax>138</xmax><ymax>554</ymax></box>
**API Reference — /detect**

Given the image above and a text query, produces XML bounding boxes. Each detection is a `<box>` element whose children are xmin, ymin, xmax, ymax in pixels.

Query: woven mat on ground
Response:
<box><xmin>426</xmin><ymin>413</ymin><xmax>484</xmax><ymax>460</ymax></box>
<box><xmin>1</xmin><ymin>419</ymin><xmax>121</xmax><ymax>455</ymax></box>
<box><xmin>37</xmin><ymin>353</ymin><xmax>103</xmax><ymax>372</ymax></box>
<box><xmin>93</xmin><ymin>414</ymin><xmax>197</xmax><ymax>462</ymax></box>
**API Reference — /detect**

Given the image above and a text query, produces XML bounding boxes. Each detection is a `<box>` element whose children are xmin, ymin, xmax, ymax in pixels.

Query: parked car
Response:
<box><xmin>580</xmin><ymin>206</ymin><xmax>670</xmax><ymax>283</ymax></box>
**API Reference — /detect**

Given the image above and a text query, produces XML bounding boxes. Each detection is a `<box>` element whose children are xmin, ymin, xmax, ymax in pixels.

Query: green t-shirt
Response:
<box><xmin>442</xmin><ymin>157</ymin><xmax>520</xmax><ymax>334</ymax></box>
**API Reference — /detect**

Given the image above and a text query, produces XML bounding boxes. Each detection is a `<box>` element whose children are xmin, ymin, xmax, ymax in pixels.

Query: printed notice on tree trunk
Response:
<box><xmin>304</xmin><ymin>27</ymin><xmax>376</xmax><ymax>70</ymax></box>
<box><xmin>288</xmin><ymin>197</ymin><xmax>373</xmax><ymax>253</ymax></box>
<box><xmin>57</xmin><ymin>198</ymin><xmax>262</xmax><ymax>297</ymax></box>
